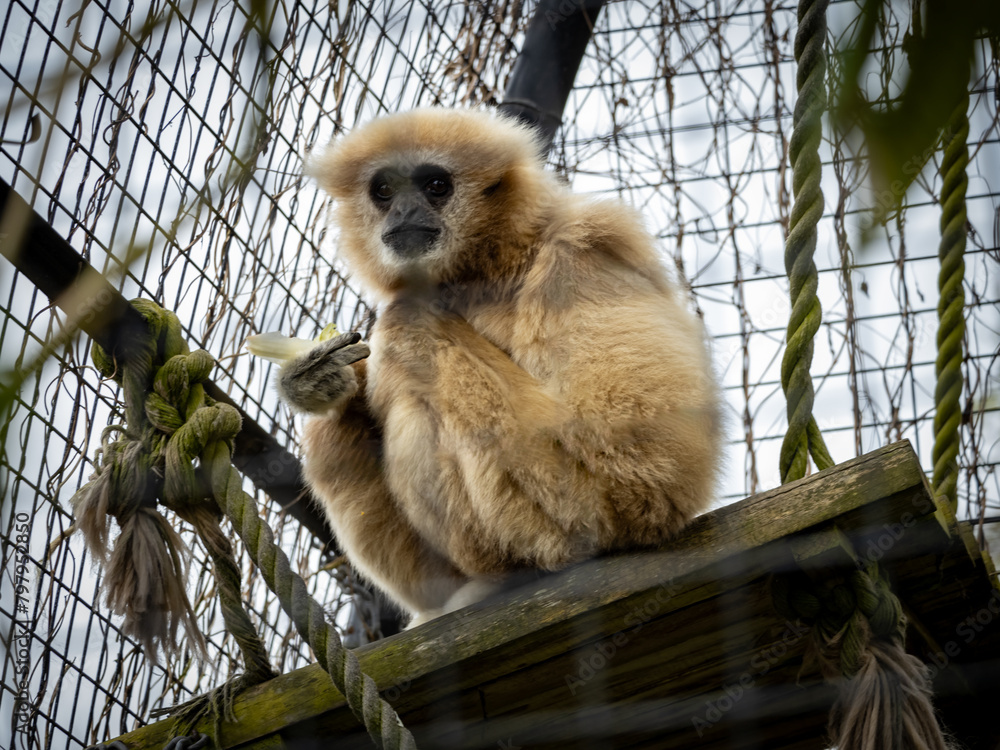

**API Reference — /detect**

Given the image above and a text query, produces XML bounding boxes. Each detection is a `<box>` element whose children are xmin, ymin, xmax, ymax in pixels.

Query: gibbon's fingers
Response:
<box><xmin>318</xmin><ymin>330</ymin><xmax>363</xmax><ymax>351</ymax></box>
<box><xmin>278</xmin><ymin>337</ymin><xmax>370</xmax><ymax>414</ymax></box>
<box><xmin>286</xmin><ymin>335</ymin><xmax>368</xmax><ymax>374</ymax></box>
<box><xmin>327</xmin><ymin>342</ymin><xmax>371</xmax><ymax>367</ymax></box>
<box><xmin>299</xmin><ymin>333</ymin><xmax>368</xmax><ymax>367</ymax></box>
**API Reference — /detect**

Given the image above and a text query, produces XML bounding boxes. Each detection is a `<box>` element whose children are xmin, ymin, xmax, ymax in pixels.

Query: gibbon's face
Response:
<box><xmin>368</xmin><ymin>162</ymin><xmax>454</xmax><ymax>259</ymax></box>
<box><xmin>309</xmin><ymin>108</ymin><xmax>550</xmax><ymax>295</ymax></box>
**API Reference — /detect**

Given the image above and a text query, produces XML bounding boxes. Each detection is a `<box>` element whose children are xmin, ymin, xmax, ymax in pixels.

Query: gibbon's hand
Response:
<box><xmin>277</xmin><ymin>332</ymin><xmax>370</xmax><ymax>414</ymax></box>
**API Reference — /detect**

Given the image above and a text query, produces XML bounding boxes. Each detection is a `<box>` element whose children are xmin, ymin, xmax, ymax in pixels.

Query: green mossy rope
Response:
<box><xmin>202</xmin><ymin>441</ymin><xmax>417</xmax><ymax>750</ymax></box>
<box><xmin>780</xmin><ymin>0</ymin><xmax>834</xmax><ymax>484</ymax></box>
<box><xmin>146</xmin><ymin>345</ymin><xmax>278</xmax><ymax>731</ymax></box>
<box><xmin>773</xmin><ymin>4</ymin><xmax>949</xmax><ymax>746</ymax></box>
<box><xmin>79</xmin><ymin>302</ymin><xmax>277</xmax><ymax>725</ymax></box>
<box><xmin>932</xmin><ymin>91</ymin><xmax>970</xmax><ymax>515</ymax></box>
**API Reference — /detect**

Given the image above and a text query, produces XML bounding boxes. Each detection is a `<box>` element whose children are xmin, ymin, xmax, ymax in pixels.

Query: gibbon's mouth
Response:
<box><xmin>382</xmin><ymin>226</ymin><xmax>441</xmax><ymax>257</ymax></box>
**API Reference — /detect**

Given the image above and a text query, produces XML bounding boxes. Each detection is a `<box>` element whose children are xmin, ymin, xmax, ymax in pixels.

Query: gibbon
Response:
<box><xmin>279</xmin><ymin>108</ymin><xmax>722</xmax><ymax>626</ymax></box>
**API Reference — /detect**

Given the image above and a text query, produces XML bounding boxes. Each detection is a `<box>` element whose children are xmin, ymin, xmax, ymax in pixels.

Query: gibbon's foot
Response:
<box><xmin>277</xmin><ymin>332</ymin><xmax>370</xmax><ymax>414</ymax></box>
<box><xmin>442</xmin><ymin>577</ymin><xmax>503</xmax><ymax>615</ymax></box>
<box><xmin>405</xmin><ymin>609</ymin><xmax>443</xmax><ymax>629</ymax></box>
<box><xmin>405</xmin><ymin>578</ymin><xmax>504</xmax><ymax>629</ymax></box>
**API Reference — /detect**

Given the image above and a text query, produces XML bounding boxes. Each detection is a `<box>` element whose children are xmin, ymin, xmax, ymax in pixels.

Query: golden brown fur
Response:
<box><xmin>296</xmin><ymin>108</ymin><xmax>722</xmax><ymax>623</ymax></box>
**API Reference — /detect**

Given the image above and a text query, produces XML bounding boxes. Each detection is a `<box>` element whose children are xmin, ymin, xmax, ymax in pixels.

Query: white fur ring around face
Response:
<box><xmin>245</xmin><ymin>323</ymin><xmax>342</xmax><ymax>364</ymax></box>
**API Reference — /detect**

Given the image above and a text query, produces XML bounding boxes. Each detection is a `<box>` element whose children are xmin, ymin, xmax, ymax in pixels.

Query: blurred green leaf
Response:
<box><xmin>834</xmin><ymin>0</ymin><xmax>999</xmax><ymax>223</ymax></box>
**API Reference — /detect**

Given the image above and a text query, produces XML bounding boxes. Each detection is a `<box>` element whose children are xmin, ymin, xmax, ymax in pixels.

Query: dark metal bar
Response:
<box><xmin>498</xmin><ymin>0</ymin><xmax>607</xmax><ymax>149</ymax></box>
<box><xmin>0</xmin><ymin>178</ymin><xmax>334</xmax><ymax>547</ymax></box>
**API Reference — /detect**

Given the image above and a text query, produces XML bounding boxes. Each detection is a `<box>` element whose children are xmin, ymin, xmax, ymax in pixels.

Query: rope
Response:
<box><xmin>773</xmin><ymin>565</ymin><xmax>951</xmax><ymax>749</ymax></box>
<box><xmin>932</xmin><ymin>90</ymin><xmax>970</xmax><ymax>515</ymax></box>
<box><xmin>77</xmin><ymin>299</ymin><xmax>414</xmax><ymax>749</ymax></box>
<box><xmin>72</xmin><ymin>301</ymin><xmax>205</xmax><ymax>663</ymax></box>
<box><xmin>200</xmin><ymin>440</ymin><xmax>417</xmax><ymax>750</ymax></box>
<box><xmin>772</xmin><ymin>3</ymin><xmax>952</xmax><ymax>745</ymax></box>
<box><xmin>773</xmin><ymin>565</ymin><xmax>903</xmax><ymax>678</ymax></box>
<box><xmin>780</xmin><ymin>0</ymin><xmax>834</xmax><ymax>484</ymax></box>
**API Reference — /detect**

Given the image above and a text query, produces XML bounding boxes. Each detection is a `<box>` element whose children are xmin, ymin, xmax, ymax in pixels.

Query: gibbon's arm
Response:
<box><xmin>369</xmin><ymin>301</ymin><xmax>585</xmax><ymax>574</ymax></box>
<box><xmin>283</xmin><ymin>345</ymin><xmax>467</xmax><ymax>617</ymax></box>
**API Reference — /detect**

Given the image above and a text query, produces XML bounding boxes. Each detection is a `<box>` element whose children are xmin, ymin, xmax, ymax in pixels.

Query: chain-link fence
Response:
<box><xmin>1</xmin><ymin>0</ymin><xmax>997</xmax><ymax>746</ymax></box>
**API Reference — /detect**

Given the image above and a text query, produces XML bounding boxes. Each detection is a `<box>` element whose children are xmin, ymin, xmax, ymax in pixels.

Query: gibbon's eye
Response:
<box><xmin>411</xmin><ymin>164</ymin><xmax>453</xmax><ymax>206</ymax></box>
<box><xmin>423</xmin><ymin>177</ymin><xmax>450</xmax><ymax>197</ymax></box>
<box><xmin>371</xmin><ymin>180</ymin><xmax>394</xmax><ymax>202</ymax></box>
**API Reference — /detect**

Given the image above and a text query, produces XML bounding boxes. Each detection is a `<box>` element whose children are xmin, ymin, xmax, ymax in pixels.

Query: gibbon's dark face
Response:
<box><xmin>369</xmin><ymin>163</ymin><xmax>454</xmax><ymax>258</ymax></box>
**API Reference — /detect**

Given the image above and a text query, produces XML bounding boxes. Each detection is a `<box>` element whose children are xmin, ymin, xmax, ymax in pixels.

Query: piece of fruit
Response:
<box><xmin>245</xmin><ymin>324</ymin><xmax>341</xmax><ymax>365</ymax></box>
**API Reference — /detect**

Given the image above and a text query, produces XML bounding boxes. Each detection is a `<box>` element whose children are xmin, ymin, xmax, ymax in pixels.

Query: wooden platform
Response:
<box><xmin>113</xmin><ymin>441</ymin><xmax>1000</xmax><ymax>749</ymax></box>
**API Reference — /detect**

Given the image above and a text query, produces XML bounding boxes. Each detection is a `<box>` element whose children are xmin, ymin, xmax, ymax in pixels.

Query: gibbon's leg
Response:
<box><xmin>292</xmin><ymin>358</ymin><xmax>468</xmax><ymax>621</ymax></box>
<box><xmin>375</xmin><ymin>303</ymin><xmax>606</xmax><ymax>575</ymax></box>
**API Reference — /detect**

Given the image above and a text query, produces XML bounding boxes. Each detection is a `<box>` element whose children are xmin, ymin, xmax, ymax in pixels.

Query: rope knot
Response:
<box><xmin>772</xmin><ymin>563</ymin><xmax>904</xmax><ymax>679</ymax></box>
<box><xmin>772</xmin><ymin>553</ymin><xmax>949</xmax><ymax>748</ymax></box>
<box><xmin>164</xmin><ymin>402</ymin><xmax>242</xmax><ymax>507</ymax></box>
<box><xmin>146</xmin><ymin>350</ymin><xmax>218</xmax><ymax>435</ymax></box>
<box><xmin>72</xmin><ymin>299</ymin><xmax>209</xmax><ymax>663</ymax></box>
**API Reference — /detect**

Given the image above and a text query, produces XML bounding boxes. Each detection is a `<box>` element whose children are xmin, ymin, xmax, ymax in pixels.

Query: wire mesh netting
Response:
<box><xmin>1</xmin><ymin>0</ymin><xmax>997</xmax><ymax>746</ymax></box>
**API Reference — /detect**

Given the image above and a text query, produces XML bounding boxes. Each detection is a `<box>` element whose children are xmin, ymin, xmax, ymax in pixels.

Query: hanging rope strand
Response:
<box><xmin>932</xmin><ymin>89</ymin><xmax>970</xmax><ymax>515</ymax></box>
<box><xmin>154</xmin><ymin>326</ymin><xmax>416</xmax><ymax>749</ymax></box>
<box><xmin>771</xmin><ymin>3</ymin><xmax>950</xmax><ymax>745</ymax></box>
<box><xmin>780</xmin><ymin>0</ymin><xmax>834</xmax><ymax>484</ymax></box>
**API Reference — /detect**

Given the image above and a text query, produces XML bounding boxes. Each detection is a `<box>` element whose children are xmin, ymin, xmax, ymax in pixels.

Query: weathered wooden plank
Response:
<box><xmin>113</xmin><ymin>440</ymin><xmax>996</xmax><ymax>750</ymax></box>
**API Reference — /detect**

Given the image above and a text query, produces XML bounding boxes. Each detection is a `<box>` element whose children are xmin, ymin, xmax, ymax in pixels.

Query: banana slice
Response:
<box><xmin>246</xmin><ymin>324</ymin><xmax>341</xmax><ymax>365</ymax></box>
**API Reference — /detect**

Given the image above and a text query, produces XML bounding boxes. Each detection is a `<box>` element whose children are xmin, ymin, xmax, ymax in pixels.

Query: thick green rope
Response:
<box><xmin>932</xmin><ymin>91</ymin><xmax>970</xmax><ymax>515</ymax></box>
<box><xmin>200</xmin><ymin>442</ymin><xmax>417</xmax><ymax>750</ymax></box>
<box><xmin>77</xmin><ymin>299</ymin><xmax>414</xmax><ymax>748</ymax></box>
<box><xmin>79</xmin><ymin>302</ymin><xmax>277</xmax><ymax>714</ymax></box>
<box><xmin>780</xmin><ymin>0</ymin><xmax>834</xmax><ymax>484</ymax></box>
<box><xmin>146</xmin><ymin>347</ymin><xmax>278</xmax><ymax>729</ymax></box>
<box><xmin>162</xmin><ymin>396</ymin><xmax>417</xmax><ymax>748</ymax></box>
